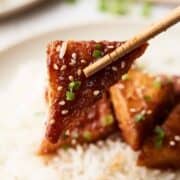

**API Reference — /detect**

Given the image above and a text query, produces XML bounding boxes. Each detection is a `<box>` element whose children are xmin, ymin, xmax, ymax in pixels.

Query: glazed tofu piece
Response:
<box><xmin>41</xmin><ymin>94</ymin><xmax>117</xmax><ymax>153</ymax></box>
<box><xmin>110</xmin><ymin>69</ymin><xmax>174</xmax><ymax>150</ymax></box>
<box><xmin>138</xmin><ymin>104</ymin><xmax>180</xmax><ymax>169</ymax></box>
<box><xmin>40</xmin><ymin>40</ymin><xmax>148</xmax><ymax>154</ymax></box>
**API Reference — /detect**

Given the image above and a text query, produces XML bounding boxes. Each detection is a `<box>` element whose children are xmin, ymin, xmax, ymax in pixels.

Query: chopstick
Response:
<box><xmin>83</xmin><ymin>6</ymin><xmax>180</xmax><ymax>78</ymax></box>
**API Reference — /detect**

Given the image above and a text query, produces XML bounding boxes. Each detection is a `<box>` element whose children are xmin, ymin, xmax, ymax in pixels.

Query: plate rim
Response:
<box><xmin>0</xmin><ymin>18</ymin><xmax>179</xmax><ymax>54</ymax></box>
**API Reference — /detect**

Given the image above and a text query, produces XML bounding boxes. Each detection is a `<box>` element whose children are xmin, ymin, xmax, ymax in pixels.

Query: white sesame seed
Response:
<box><xmin>121</xmin><ymin>61</ymin><xmax>126</xmax><ymax>69</ymax></box>
<box><xmin>147</xmin><ymin>110</ymin><xmax>152</xmax><ymax>115</ymax></box>
<box><xmin>69</xmin><ymin>59</ymin><xmax>76</xmax><ymax>66</ymax></box>
<box><xmin>59</xmin><ymin>100</ymin><xmax>66</xmax><ymax>106</ymax></box>
<box><xmin>56</xmin><ymin>45</ymin><xmax>60</xmax><ymax>52</ymax></box>
<box><xmin>71</xmin><ymin>139</ymin><xmax>77</xmax><ymax>145</ymax></box>
<box><xmin>112</xmin><ymin>66</ymin><xmax>118</xmax><ymax>72</ymax></box>
<box><xmin>117</xmin><ymin>83</ymin><xmax>125</xmax><ymax>90</ymax></box>
<box><xmin>49</xmin><ymin>119</ymin><xmax>55</xmax><ymax>125</ymax></box>
<box><xmin>93</xmin><ymin>90</ymin><xmax>100</xmax><ymax>96</ymax></box>
<box><xmin>72</xmin><ymin>53</ymin><xmax>77</xmax><ymax>60</ymax></box>
<box><xmin>104</xmin><ymin>48</ymin><xmax>108</xmax><ymax>53</ymax></box>
<box><xmin>65</xmin><ymin>130</ymin><xmax>70</xmax><ymax>136</ymax></box>
<box><xmin>174</xmin><ymin>135</ymin><xmax>180</xmax><ymax>142</ymax></box>
<box><xmin>53</xmin><ymin>64</ymin><xmax>59</xmax><ymax>70</ymax></box>
<box><xmin>169</xmin><ymin>140</ymin><xmax>176</xmax><ymax>146</ymax></box>
<box><xmin>71</xmin><ymin>130</ymin><xmax>78</xmax><ymax>138</ymax></box>
<box><xmin>61</xmin><ymin>110</ymin><xmax>69</xmax><ymax>115</ymax></box>
<box><xmin>141</xmin><ymin>109</ymin><xmax>146</xmax><ymax>115</ymax></box>
<box><xmin>77</xmin><ymin>69</ymin><xmax>82</xmax><ymax>76</ymax></box>
<box><xmin>59</xmin><ymin>41</ymin><xmax>68</xmax><ymax>59</ymax></box>
<box><xmin>69</xmin><ymin>75</ymin><xmax>74</xmax><ymax>81</ymax></box>
<box><xmin>59</xmin><ymin>76</ymin><xmax>64</xmax><ymax>80</ymax></box>
<box><xmin>107</xmin><ymin>45</ymin><xmax>114</xmax><ymax>49</ymax></box>
<box><xmin>61</xmin><ymin>65</ymin><xmax>67</xmax><ymax>71</ymax></box>
<box><xmin>57</xmin><ymin>86</ymin><xmax>63</xmax><ymax>91</ymax></box>
<box><xmin>136</xmin><ymin>87</ymin><xmax>143</xmax><ymax>99</ymax></box>
<box><xmin>81</xmin><ymin>59</ymin><xmax>86</xmax><ymax>64</ymax></box>
<box><xmin>130</xmin><ymin>108</ymin><xmax>137</xmax><ymax>113</ymax></box>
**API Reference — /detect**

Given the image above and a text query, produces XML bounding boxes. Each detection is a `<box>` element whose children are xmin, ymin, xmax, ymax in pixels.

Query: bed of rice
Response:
<box><xmin>0</xmin><ymin>62</ymin><xmax>179</xmax><ymax>180</ymax></box>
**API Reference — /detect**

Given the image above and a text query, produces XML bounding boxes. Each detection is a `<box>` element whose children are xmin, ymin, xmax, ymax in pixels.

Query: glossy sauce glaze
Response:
<box><xmin>43</xmin><ymin>40</ymin><xmax>148</xmax><ymax>153</ymax></box>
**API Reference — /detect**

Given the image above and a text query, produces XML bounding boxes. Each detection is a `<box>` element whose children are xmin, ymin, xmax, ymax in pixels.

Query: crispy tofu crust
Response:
<box><xmin>40</xmin><ymin>40</ymin><xmax>148</xmax><ymax>154</ymax></box>
<box><xmin>110</xmin><ymin>69</ymin><xmax>174</xmax><ymax>150</ymax></box>
<box><xmin>138</xmin><ymin>104</ymin><xmax>180</xmax><ymax>169</ymax></box>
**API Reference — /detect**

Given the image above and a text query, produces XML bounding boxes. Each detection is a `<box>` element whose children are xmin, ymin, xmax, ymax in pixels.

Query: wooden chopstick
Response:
<box><xmin>83</xmin><ymin>6</ymin><xmax>180</xmax><ymax>78</ymax></box>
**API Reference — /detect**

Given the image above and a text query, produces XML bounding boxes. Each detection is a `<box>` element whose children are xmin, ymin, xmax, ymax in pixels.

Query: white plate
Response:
<box><xmin>0</xmin><ymin>0</ymin><xmax>45</xmax><ymax>18</ymax></box>
<box><xmin>0</xmin><ymin>20</ymin><xmax>180</xmax><ymax>179</ymax></box>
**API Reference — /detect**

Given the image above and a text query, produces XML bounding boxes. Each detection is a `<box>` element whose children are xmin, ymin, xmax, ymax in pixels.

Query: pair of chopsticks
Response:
<box><xmin>83</xmin><ymin>6</ymin><xmax>180</xmax><ymax>78</ymax></box>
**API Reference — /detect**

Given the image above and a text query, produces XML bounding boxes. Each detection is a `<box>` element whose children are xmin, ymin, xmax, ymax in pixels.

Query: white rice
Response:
<box><xmin>0</xmin><ymin>62</ymin><xmax>179</xmax><ymax>180</ymax></box>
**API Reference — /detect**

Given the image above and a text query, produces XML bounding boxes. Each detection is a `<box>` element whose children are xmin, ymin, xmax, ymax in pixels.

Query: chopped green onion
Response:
<box><xmin>66</xmin><ymin>91</ymin><xmax>75</xmax><ymax>101</ymax></box>
<box><xmin>144</xmin><ymin>95</ymin><xmax>152</xmax><ymax>102</ymax></box>
<box><xmin>99</xmin><ymin>0</ymin><xmax>108</xmax><ymax>12</ymax></box>
<box><xmin>121</xmin><ymin>74</ymin><xmax>130</xmax><ymax>81</ymax></box>
<box><xmin>142</xmin><ymin>1</ymin><xmax>152</xmax><ymax>17</ymax></box>
<box><xmin>95</xmin><ymin>44</ymin><xmax>102</xmax><ymax>50</ymax></box>
<box><xmin>135</xmin><ymin>113</ymin><xmax>145</xmax><ymax>122</ymax></box>
<box><xmin>83</xmin><ymin>130</ymin><xmax>92</xmax><ymax>141</ymax></box>
<box><xmin>153</xmin><ymin>79</ymin><xmax>162</xmax><ymax>89</ymax></box>
<box><xmin>154</xmin><ymin>126</ymin><xmax>165</xmax><ymax>148</ymax></box>
<box><xmin>110</xmin><ymin>0</ymin><xmax>129</xmax><ymax>15</ymax></box>
<box><xmin>62</xmin><ymin>144</ymin><xmax>70</xmax><ymax>150</ymax></box>
<box><xmin>101</xmin><ymin>114</ymin><xmax>114</xmax><ymax>126</ymax></box>
<box><xmin>68</xmin><ymin>81</ymin><xmax>81</xmax><ymax>91</ymax></box>
<box><xmin>92</xmin><ymin>50</ymin><xmax>102</xmax><ymax>59</ymax></box>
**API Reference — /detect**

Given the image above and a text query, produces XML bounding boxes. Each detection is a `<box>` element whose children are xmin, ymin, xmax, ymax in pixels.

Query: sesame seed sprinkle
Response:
<box><xmin>93</xmin><ymin>90</ymin><xmax>100</xmax><ymax>96</ymax></box>
<box><xmin>169</xmin><ymin>140</ymin><xmax>176</xmax><ymax>146</ymax></box>
<box><xmin>59</xmin><ymin>41</ymin><xmax>68</xmax><ymax>59</ymax></box>
<box><xmin>117</xmin><ymin>83</ymin><xmax>125</xmax><ymax>90</ymax></box>
<box><xmin>61</xmin><ymin>110</ymin><xmax>69</xmax><ymax>115</ymax></box>
<box><xmin>130</xmin><ymin>108</ymin><xmax>137</xmax><ymax>113</ymax></box>
<box><xmin>59</xmin><ymin>100</ymin><xmax>66</xmax><ymax>106</ymax></box>
<box><xmin>69</xmin><ymin>76</ymin><xmax>74</xmax><ymax>81</ymax></box>
<box><xmin>77</xmin><ymin>69</ymin><xmax>82</xmax><ymax>76</ymax></box>
<box><xmin>107</xmin><ymin>45</ymin><xmax>114</xmax><ymax>49</ymax></box>
<box><xmin>57</xmin><ymin>86</ymin><xmax>63</xmax><ymax>91</ymax></box>
<box><xmin>61</xmin><ymin>65</ymin><xmax>67</xmax><ymax>71</ymax></box>
<box><xmin>174</xmin><ymin>135</ymin><xmax>180</xmax><ymax>142</ymax></box>
<box><xmin>65</xmin><ymin>130</ymin><xmax>70</xmax><ymax>136</ymax></box>
<box><xmin>53</xmin><ymin>64</ymin><xmax>59</xmax><ymax>70</ymax></box>
<box><xmin>72</xmin><ymin>53</ymin><xmax>77</xmax><ymax>60</ymax></box>
<box><xmin>71</xmin><ymin>139</ymin><xmax>76</xmax><ymax>145</ymax></box>
<box><xmin>56</xmin><ymin>45</ymin><xmax>60</xmax><ymax>52</ymax></box>
<box><xmin>81</xmin><ymin>59</ymin><xmax>86</xmax><ymax>64</ymax></box>
<box><xmin>147</xmin><ymin>110</ymin><xmax>152</xmax><ymax>115</ymax></box>
<box><xmin>49</xmin><ymin>119</ymin><xmax>55</xmax><ymax>125</ymax></box>
<box><xmin>112</xmin><ymin>66</ymin><xmax>118</xmax><ymax>72</ymax></box>
<box><xmin>69</xmin><ymin>59</ymin><xmax>76</xmax><ymax>66</ymax></box>
<box><xmin>121</xmin><ymin>61</ymin><xmax>126</xmax><ymax>69</ymax></box>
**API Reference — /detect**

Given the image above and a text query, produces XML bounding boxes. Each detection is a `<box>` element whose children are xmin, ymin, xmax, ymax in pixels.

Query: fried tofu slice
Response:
<box><xmin>138</xmin><ymin>104</ymin><xmax>180</xmax><ymax>169</ymax></box>
<box><xmin>40</xmin><ymin>40</ymin><xmax>148</xmax><ymax>154</ymax></box>
<box><xmin>110</xmin><ymin>69</ymin><xmax>174</xmax><ymax>150</ymax></box>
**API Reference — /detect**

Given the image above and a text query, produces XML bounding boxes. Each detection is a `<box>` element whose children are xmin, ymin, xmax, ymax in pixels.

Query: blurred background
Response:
<box><xmin>0</xmin><ymin>0</ymin><xmax>179</xmax><ymax>50</ymax></box>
